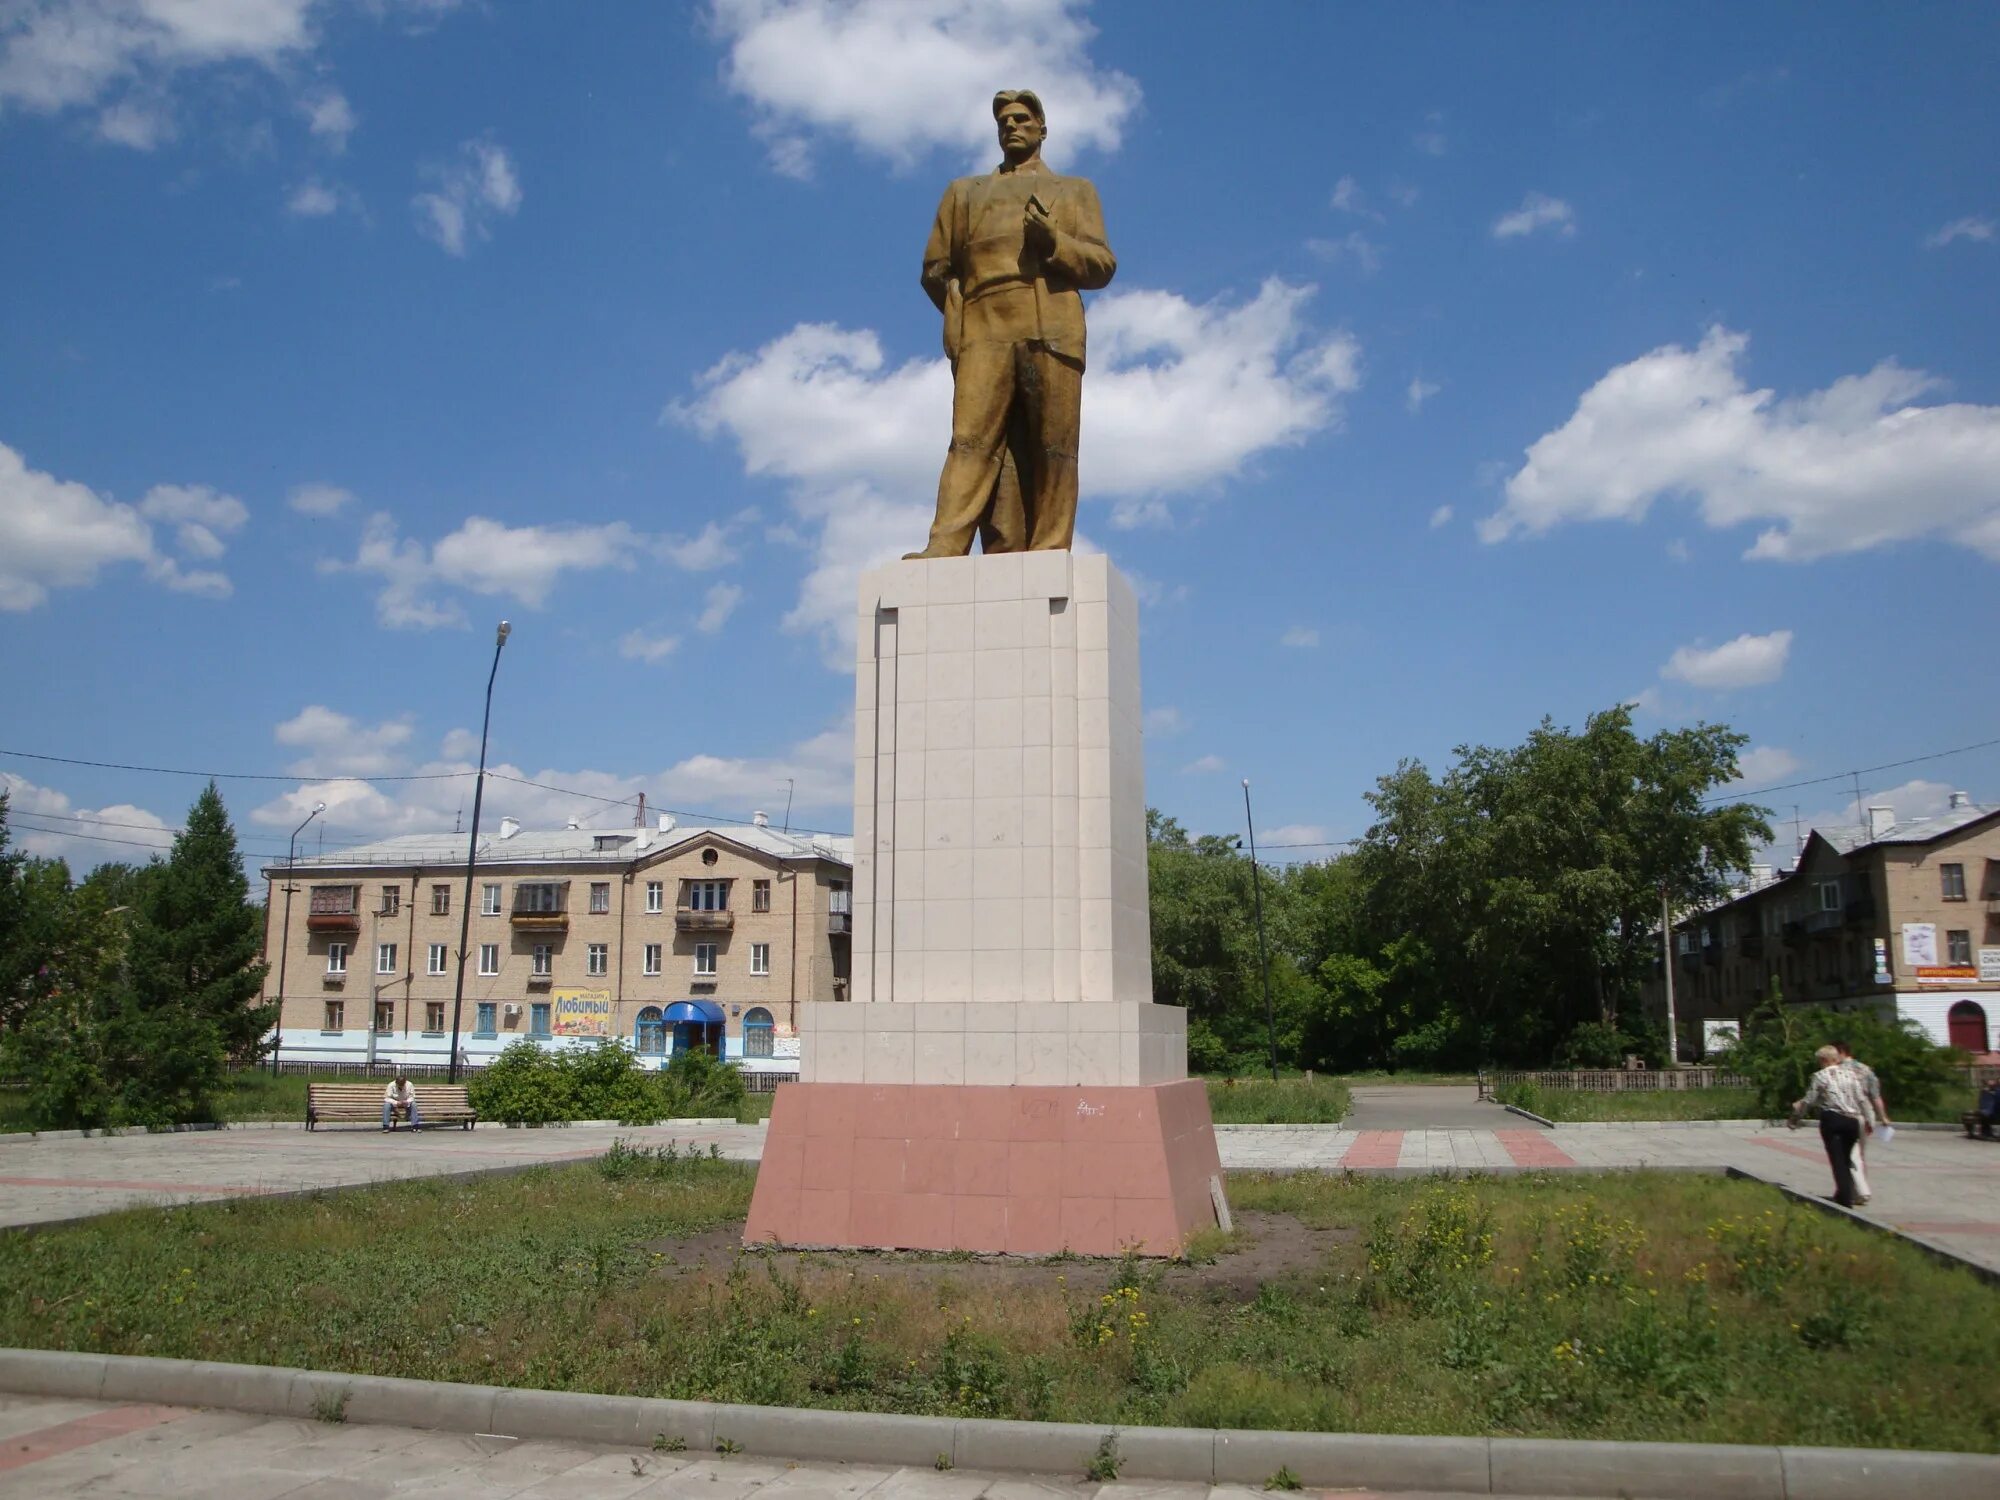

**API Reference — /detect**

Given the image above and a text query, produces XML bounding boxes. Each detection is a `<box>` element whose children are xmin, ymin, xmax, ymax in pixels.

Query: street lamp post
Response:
<box><xmin>1241</xmin><ymin>780</ymin><xmax>1280</xmax><ymax>1083</ymax></box>
<box><xmin>271</xmin><ymin>801</ymin><xmax>327</xmax><ymax>1077</ymax></box>
<box><xmin>449</xmin><ymin>621</ymin><xmax>511</xmax><ymax>1083</ymax></box>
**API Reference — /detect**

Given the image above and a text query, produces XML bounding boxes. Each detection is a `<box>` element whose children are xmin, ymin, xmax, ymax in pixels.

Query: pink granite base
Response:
<box><xmin>742</xmin><ymin>1080</ymin><xmax>1226</xmax><ymax>1256</ymax></box>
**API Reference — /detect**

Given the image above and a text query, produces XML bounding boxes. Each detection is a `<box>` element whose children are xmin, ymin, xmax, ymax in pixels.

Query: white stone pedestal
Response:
<box><xmin>799</xmin><ymin>552</ymin><xmax>1185</xmax><ymax>1087</ymax></box>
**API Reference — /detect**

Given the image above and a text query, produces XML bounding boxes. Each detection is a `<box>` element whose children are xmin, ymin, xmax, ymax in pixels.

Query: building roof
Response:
<box><xmin>263</xmin><ymin>820</ymin><xmax>852</xmax><ymax>877</ymax></box>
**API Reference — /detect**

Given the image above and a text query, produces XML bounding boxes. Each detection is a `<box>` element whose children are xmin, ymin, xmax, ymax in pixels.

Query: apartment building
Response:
<box><xmin>260</xmin><ymin>814</ymin><xmax>852</xmax><ymax>1073</ymax></box>
<box><xmin>1642</xmin><ymin>793</ymin><xmax>1999</xmax><ymax>1056</ymax></box>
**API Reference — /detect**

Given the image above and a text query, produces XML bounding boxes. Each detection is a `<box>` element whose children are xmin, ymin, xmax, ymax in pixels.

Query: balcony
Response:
<box><xmin>828</xmin><ymin>891</ymin><xmax>852</xmax><ymax>936</ymax></box>
<box><xmin>306</xmin><ymin>909</ymin><xmax>360</xmax><ymax>933</ymax></box>
<box><xmin>1844</xmin><ymin>895</ymin><xmax>1878</xmax><ymax>926</ymax></box>
<box><xmin>526</xmin><ymin>972</ymin><xmax>553</xmax><ymax>989</ymax></box>
<box><xmin>677</xmin><ymin>907</ymin><xmax>734</xmax><ymax>932</ymax></box>
<box><xmin>511</xmin><ymin>885</ymin><xmax>569</xmax><ymax>931</ymax></box>
<box><xmin>1781</xmin><ymin>919</ymin><xmax>1808</xmax><ymax>947</ymax></box>
<box><xmin>1805</xmin><ymin>909</ymin><xmax>1843</xmax><ymax>935</ymax></box>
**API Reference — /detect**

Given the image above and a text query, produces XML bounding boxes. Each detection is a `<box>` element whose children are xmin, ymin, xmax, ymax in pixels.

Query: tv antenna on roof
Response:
<box><xmin>454</xmin><ymin>801</ymin><xmax>463</xmax><ymax>835</ymax></box>
<box><xmin>783</xmin><ymin>778</ymin><xmax>795</xmax><ymax>833</ymax></box>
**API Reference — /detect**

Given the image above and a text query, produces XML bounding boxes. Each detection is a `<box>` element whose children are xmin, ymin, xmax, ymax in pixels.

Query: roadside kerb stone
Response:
<box><xmin>1725</xmin><ymin>1167</ymin><xmax>2000</xmax><ymax>1289</ymax></box>
<box><xmin>1500</xmin><ymin>1104</ymin><xmax>1557</xmax><ymax>1129</ymax></box>
<box><xmin>953</xmin><ymin>1417</ymin><xmax>1114</xmax><ymax>1475</ymax></box>
<box><xmin>4</xmin><ymin>1348</ymin><xmax>1999</xmax><ymax>1497</ymax></box>
<box><xmin>1778</xmin><ymin>1444</ymin><xmax>2000</xmax><ymax>1500</ymax></box>
<box><xmin>714</xmin><ymin>1404</ymin><xmax>955</xmax><ymax>1467</ymax></box>
<box><xmin>490</xmin><ymin>1385</ymin><xmax>708</xmax><ymax>1450</ymax></box>
<box><xmin>1213</xmin><ymin>1429</ymin><xmax>1488</xmax><ymax>1492</ymax></box>
<box><xmin>1489</xmin><ymin>1437</ymin><xmax>1779</xmax><ymax>1499</ymax></box>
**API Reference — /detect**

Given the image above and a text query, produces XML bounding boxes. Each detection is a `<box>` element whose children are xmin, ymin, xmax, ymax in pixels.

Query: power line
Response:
<box><xmin>0</xmin><ymin>746</ymin><xmax>469</xmax><ymax>785</ymax></box>
<box><xmin>4</xmin><ymin>806</ymin><xmax>285</xmax><ymax>844</ymax></box>
<box><xmin>8</xmin><ymin>817</ymin><xmax>181</xmax><ymax>853</ymax></box>
<box><xmin>1707</xmin><ymin>734</ymin><xmax>2000</xmax><ymax>806</ymax></box>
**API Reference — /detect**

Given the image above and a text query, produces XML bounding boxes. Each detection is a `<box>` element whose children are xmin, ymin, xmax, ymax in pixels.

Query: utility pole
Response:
<box><xmin>449</xmin><ymin>621</ymin><xmax>511</xmax><ymax>1083</ymax></box>
<box><xmin>1660</xmin><ymin>881</ymin><xmax>1680</xmax><ymax>1068</ymax></box>
<box><xmin>1241</xmin><ymin>780</ymin><xmax>1279</xmax><ymax>1082</ymax></box>
<box><xmin>271</xmin><ymin>801</ymin><xmax>326</xmax><ymax>1077</ymax></box>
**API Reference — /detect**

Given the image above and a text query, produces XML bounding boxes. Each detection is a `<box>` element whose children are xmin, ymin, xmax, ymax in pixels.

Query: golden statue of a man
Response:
<box><xmin>906</xmin><ymin>90</ymin><xmax>1117</xmax><ymax>558</ymax></box>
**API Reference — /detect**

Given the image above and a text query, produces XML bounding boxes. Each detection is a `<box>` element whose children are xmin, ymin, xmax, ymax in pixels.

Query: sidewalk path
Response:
<box><xmin>4</xmin><ymin>1117</ymin><xmax>1996</xmax><ymax>1274</ymax></box>
<box><xmin>1343</xmin><ymin>1085</ymin><xmax>1514</xmax><ymax>1131</ymax></box>
<box><xmin>0</xmin><ymin>1392</ymin><xmax>1604</xmax><ymax>1500</ymax></box>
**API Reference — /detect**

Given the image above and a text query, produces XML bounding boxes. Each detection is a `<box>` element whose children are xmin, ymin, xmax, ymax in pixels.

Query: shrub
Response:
<box><xmin>466</xmin><ymin>1038</ymin><xmax>748</xmax><ymax>1124</ymax></box>
<box><xmin>1731</xmin><ymin>995</ymin><xmax>1959</xmax><ymax>1117</ymax></box>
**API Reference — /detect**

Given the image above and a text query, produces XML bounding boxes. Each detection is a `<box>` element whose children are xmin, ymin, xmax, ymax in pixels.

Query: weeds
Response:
<box><xmin>310</xmin><ymin>1388</ymin><xmax>350</xmax><ymax>1424</ymax></box>
<box><xmin>1084</xmin><ymin>1435</ymin><xmax>1120</xmax><ymax>1482</ymax></box>
<box><xmin>1265</xmin><ymin>1465</ymin><xmax>1302</xmax><ymax>1491</ymax></box>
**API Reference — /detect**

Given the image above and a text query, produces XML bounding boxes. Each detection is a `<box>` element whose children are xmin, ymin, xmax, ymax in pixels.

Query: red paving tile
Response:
<box><xmin>1340</xmin><ymin>1130</ymin><xmax>1404</xmax><ymax>1168</ymax></box>
<box><xmin>1496</xmin><ymin>1131</ymin><xmax>1578</xmax><ymax>1169</ymax></box>
<box><xmin>1750</xmin><ymin>1136</ymin><xmax>1829</xmax><ymax>1165</ymax></box>
<box><xmin>0</xmin><ymin>1404</ymin><xmax>189</xmax><ymax>1474</ymax></box>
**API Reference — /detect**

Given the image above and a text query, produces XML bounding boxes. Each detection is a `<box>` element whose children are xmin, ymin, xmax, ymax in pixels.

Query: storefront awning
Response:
<box><xmin>664</xmin><ymin>1000</ymin><xmax>725</xmax><ymax>1025</ymax></box>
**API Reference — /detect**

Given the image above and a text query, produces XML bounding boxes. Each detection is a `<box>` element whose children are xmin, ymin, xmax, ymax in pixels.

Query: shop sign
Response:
<box><xmin>553</xmin><ymin>989</ymin><xmax>611</xmax><ymax>1036</ymax></box>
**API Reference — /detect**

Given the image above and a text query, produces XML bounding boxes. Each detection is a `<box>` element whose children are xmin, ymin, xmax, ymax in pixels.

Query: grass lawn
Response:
<box><xmin>1204</xmin><ymin>1075</ymin><xmax>1351</xmax><ymax>1124</ymax></box>
<box><xmin>1499</xmin><ymin>1081</ymin><xmax>1981</xmax><ymax>1125</ymax></box>
<box><xmin>3</xmin><ymin>1156</ymin><xmax>1994</xmax><ymax>1452</ymax></box>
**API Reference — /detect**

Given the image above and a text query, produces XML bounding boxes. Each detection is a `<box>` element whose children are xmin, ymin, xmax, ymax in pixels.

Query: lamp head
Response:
<box><xmin>1242</xmin><ymin>779</ymin><xmax>1251</xmax><ymax>789</ymax></box>
<box><xmin>496</xmin><ymin>620</ymin><xmax>512</xmax><ymax>644</ymax></box>
<box><xmin>312</xmin><ymin>801</ymin><xmax>327</xmax><ymax>814</ymax></box>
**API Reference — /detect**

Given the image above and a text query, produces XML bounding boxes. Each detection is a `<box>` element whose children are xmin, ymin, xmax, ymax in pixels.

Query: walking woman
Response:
<box><xmin>1789</xmin><ymin>1045</ymin><xmax>1872</xmax><ymax>1208</ymax></box>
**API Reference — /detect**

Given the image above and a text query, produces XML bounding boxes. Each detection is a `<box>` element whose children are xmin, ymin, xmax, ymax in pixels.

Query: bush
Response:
<box><xmin>1731</xmin><ymin>993</ymin><xmax>1960</xmax><ymax>1118</ymax></box>
<box><xmin>466</xmin><ymin>1038</ymin><xmax>749</xmax><ymax>1124</ymax></box>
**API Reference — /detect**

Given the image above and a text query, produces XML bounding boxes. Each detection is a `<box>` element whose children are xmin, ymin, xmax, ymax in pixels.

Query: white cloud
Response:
<box><xmin>286</xmin><ymin>178</ymin><xmax>338</xmax><ymax>215</ymax></box>
<box><xmin>1427</xmin><ymin>504</ymin><xmax>1453</xmax><ymax>530</ymax></box>
<box><xmin>708</xmin><ymin>0</ymin><xmax>1140</xmax><ymax>177</ymax></box>
<box><xmin>696</xmin><ymin>581</ymin><xmax>744</xmax><ymax>634</ymax></box>
<box><xmin>1926</xmin><ymin>217</ymin><xmax>1994</xmax><ymax>249</ymax></box>
<box><xmin>413</xmin><ymin>138</ymin><xmax>521</xmax><ymax>256</ymax></box>
<box><xmin>300</xmin><ymin>85</ymin><xmax>352</xmax><ymax>149</ymax></box>
<box><xmin>1406</xmin><ymin>376</ymin><xmax>1440</xmax><ymax>413</ymax></box>
<box><xmin>1387</xmin><ymin>181</ymin><xmax>1420</xmax><ymax>208</ymax></box>
<box><xmin>1330</xmin><ymin>175</ymin><xmax>1381</xmax><ymax>221</ymax></box>
<box><xmin>0</xmin><ymin>443</ymin><xmax>250</xmax><ymax>608</ymax></box>
<box><xmin>1733</xmin><ymin>745</ymin><xmax>1801</xmax><ymax>786</ymax></box>
<box><xmin>1</xmin><ymin>771</ymin><xmax>176</xmax><ymax>869</ymax></box>
<box><xmin>96</xmin><ymin>96</ymin><xmax>172</xmax><ymax>149</ymax></box>
<box><xmin>1143</xmin><ymin>706</ymin><xmax>1186</xmax><ymax>737</ymax></box>
<box><xmin>275</xmin><ymin>704</ymin><xmax>414</xmax><ymax>777</ymax></box>
<box><xmin>1306</xmin><ymin>231</ymin><xmax>1382</xmax><ymax>275</ymax></box>
<box><xmin>1259</xmin><ymin>823</ymin><xmax>1330</xmax><ymax>850</ymax></box>
<box><xmin>439</xmin><ymin>727</ymin><xmax>480</xmax><ymax>761</ymax></box>
<box><xmin>619</xmin><ymin>629</ymin><xmax>681</xmax><ymax>664</ymax></box>
<box><xmin>329</xmin><ymin>509</ymin><xmax>733</xmax><ymax>628</ymax></box>
<box><xmin>288</xmin><ymin>482</ymin><xmax>352</xmax><ymax>516</ymax></box>
<box><xmin>1181</xmin><ymin>754</ymin><xmax>1225</xmax><ymax>774</ymax></box>
<box><xmin>1666</xmin><ymin>538</ymin><xmax>1691</xmax><ymax>562</ymax></box>
<box><xmin>1763</xmin><ymin>778</ymin><xmax>1975</xmax><ymax>865</ymax></box>
<box><xmin>1660</xmin><ymin>629</ymin><xmax>1792</xmax><ymax>690</ymax></box>
<box><xmin>658</xmin><ymin>521</ymin><xmax>740</xmax><ymax>572</ymax></box>
<box><xmin>1481</xmin><ymin>326</ymin><xmax>2000</xmax><ymax>562</ymax></box>
<box><xmin>1493</xmin><ymin>192</ymin><xmax>1575</xmax><ymax>240</ymax></box>
<box><xmin>1280</xmin><ymin>626</ymin><xmax>1318</xmax><ymax>648</ymax></box>
<box><xmin>0</xmin><ymin>0</ymin><xmax>316</xmax><ymax>116</ymax></box>
<box><xmin>676</xmin><ymin>278</ymin><xmax>1361</xmax><ymax>655</ymax></box>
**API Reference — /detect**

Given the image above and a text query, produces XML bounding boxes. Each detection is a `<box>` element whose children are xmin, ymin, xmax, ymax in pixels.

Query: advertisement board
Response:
<box><xmin>1982</xmin><ymin>948</ymin><xmax>2000</xmax><ymax>984</ymax></box>
<box><xmin>1916</xmin><ymin>966</ymin><xmax>1979</xmax><ymax>986</ymax></box>
<box><xmin>1901</xmin><ymin>923</ymin><xmax>1938</xmax><ymax>968</ymax></box>
<box><xmin>552</xmin><ymin>989</ymin><xmax>611</xmax><ymax>1036</ymax></box>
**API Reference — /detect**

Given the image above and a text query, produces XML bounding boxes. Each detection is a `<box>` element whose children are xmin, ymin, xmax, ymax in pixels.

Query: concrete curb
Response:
<box><xmin>1499</xmin><ymin>1104</ymin><xmax>1557</xmax><ymax>1129</ymax></box>
<box><xmin>1724</xmin><ymin>1167</ymin><xmax>2000</xmax><ymax>1289</ymax></box>
<box><xmin>1</xmin><ymin>1349</ymin><xmax>1995</xmax><ymax>1498</ymax></box>
<box><xmin>0</xmin><ymin>1121</ymin><xmax>311</xmax><ymax>1143</ymax></box>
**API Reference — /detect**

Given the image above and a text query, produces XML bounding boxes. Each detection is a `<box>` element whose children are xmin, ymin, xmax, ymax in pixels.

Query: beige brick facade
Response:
<box><xmin>261</xmin><ymin>822</ymin><xmax>851</xmax><ymax>1072</ymax></box>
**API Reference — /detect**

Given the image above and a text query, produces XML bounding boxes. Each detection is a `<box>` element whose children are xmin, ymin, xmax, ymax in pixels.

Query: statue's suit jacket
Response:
<box><xmin>921</xmin><ymin>163</ymin><xmax>1117</xmax><ymax>370</ymax></box>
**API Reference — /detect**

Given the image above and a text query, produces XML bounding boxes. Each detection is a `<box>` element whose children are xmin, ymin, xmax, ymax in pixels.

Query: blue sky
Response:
<box><xmin>3</xmin><ymin>0</ymin><xmax>1997</xmax><ymax>875</ymax></box>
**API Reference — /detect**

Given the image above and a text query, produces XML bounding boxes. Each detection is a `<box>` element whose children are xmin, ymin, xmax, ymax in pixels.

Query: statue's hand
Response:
<box><xmin>1023</xmin><ymin>199</ymin><xmax>1057</xmax><ymax>254</ymax></box>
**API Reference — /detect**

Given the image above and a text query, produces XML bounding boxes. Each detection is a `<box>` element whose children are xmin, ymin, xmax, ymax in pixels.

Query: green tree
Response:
<box><xmin>129</xmin><ymin>782</ymin><xmax>272</xmax><ymax>1070</ymax></box>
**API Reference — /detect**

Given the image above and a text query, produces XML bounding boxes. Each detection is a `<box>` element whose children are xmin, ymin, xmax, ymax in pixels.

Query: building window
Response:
<box><xmin>424</xmin><ymin>1001</ymin><xmax>446</xmax><ymax>1034</ymax></box>
<box><xmin>635</xmin><ymin>1005</ymin><xmax>666</xmax><ymax>1055</ymax></box>
<box><xmin>516</xmin><ymin>882</ymin><xmax>565</xmax><ymax>914</ymax></box>
<box><xmin>753</xmin><ymin>879</ymin><xmax>771</xmax><ymax>912</ymax></box>
<box><xmin>644</xmin><ymin>943</ymin><xmax>662</xmax><ymax>976</ymax></box>
<box><xmin>684</xmin><ymin>880</ymin><xmax>729</xmax><ymax>911</ymax></box>
<box><xmin>695</xmin><ymin>943</ymin><xmax>717</xmax><ymax>976</ymax></box>
<box><xmin>377</xmin><ymin>942</ymin><xmax>398</xmax><ymax>975</ymax></box>
<box><xmin>1817</xmin><ymin>882</ymin><xmax>1840</xmax><ymax>912</ymax></box>
<box><xmin>478</xmin><ymin>943</ymin><xmax>499</xmax><ymax>976</ymax></box>
<box><xmin>744</xmin><ymin>1007</ymin><xmax>775</xmax><ymax>1057</ymax></box>
<box><xmin>532</xmin><ymin>944</ymin><xmax>552</xmax><ymax>977</ymax></box>
<box><xmin>326</xmin><ymin>942</ymin><xmax>348</xmax><ymax>975</ymax></box>
<box><xmin>587</xmin><ymin>942</ymin><xmax>609</xmax><ymax>977</ymax></box>
<box><xmin>1941</xmin><ymin>863</ymin><xmax>1966</xmax><ymax>901</ymax></box>
<box><xmin>481</xmin><ymin>883</ymin><xmax>502</xmax><ymax>916</ymax></box>
<box><xmin>1947</xmin><ymin>929</ymin><xmax>1973</xmax><ymax>966</ymax></box>
<box><xmin>322</xmin><ymin>1000</ymin><xmax>344</xmax><ymax>1031</ymax></box>
<box><xmin>646</xmin><ymin>880</ymin><xmax>664</xmax><ymax>913</ymax></box>
<box><xmin>751</xmin><ymin>942</ymin><xmax>770</xmax><ymax>976</ymax></box>
<box><xmin>431</xmin><ymin>883</ymin><xmax>451</xmax><ymax>915</ymax></box>
<box><xmin>591</xmin><ymin>881</ymin><xmax>612</xmax><ymax>914</ymax></box>
<box><xmin>380</xmin><ymin>885</ymin><xmax>401</xmax><ymax>916</ymax></box>
<box><xmin>374</xmin><ymin>1000</ymin><xmax>394</xmax><ymax>1034</ymax></box>
<box><xmin>428</xmin><ymin>943</ymin><xmax>448</xmax><ymax>976</ymax></box>
<box><xmin>475</xmin><ymin>1001</ymin><xmax>497</xmax><ymax>1036</ymax></box>
<box><xmin>531</xmin><ymin>1002</ymin><xmax>551</xmax><ymax>1037</ymax></box>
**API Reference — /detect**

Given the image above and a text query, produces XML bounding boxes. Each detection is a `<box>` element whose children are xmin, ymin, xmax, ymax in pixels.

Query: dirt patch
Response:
<box><xmin>636</xmin><ymin>1209</ymin><xmax>1351</xmax><ymax>1302</ymax></box>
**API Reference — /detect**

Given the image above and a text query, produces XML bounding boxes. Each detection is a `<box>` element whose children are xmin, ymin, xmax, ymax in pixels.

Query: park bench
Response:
<box><xmin>1962</xmin><ymin>1108</ymin><xmax>1997</xmax><ymax>1141</ymax></box>
<box><xmin>306</xmin><ymin>1083</ymin><xmax>478</xmax><ymax>1132</ymax></box>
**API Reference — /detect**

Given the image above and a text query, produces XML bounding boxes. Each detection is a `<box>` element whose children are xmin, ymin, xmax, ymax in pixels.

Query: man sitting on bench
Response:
<box><xmin>383</xmin><ymin>1071</ymin><xmax>422</xmax><ymax>1132</ymax></box>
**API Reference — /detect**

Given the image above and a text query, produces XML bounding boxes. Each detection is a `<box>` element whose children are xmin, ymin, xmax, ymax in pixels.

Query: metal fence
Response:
<box><xmin>1478</xmin><ymin>1067</ymin><xmax>1749</xmax><ymax>1098</ymax></box>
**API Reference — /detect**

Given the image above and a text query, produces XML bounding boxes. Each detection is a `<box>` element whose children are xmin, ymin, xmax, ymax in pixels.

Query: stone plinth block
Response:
<box><xmin>743</xmin><ymin>1079</ymin><xmax>1225</xmax><ymax>1256</ymax></box>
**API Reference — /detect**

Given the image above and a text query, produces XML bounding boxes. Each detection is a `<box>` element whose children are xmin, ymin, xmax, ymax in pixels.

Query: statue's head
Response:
<box><xmin>993</xmin><ymin>89</ymin><xmax>1046</xmax><ymax>164</ymax></box>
